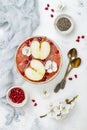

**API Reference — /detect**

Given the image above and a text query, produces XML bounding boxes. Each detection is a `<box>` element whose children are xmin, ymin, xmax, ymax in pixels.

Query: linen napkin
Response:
<box><xmin>0</xmin><ymin>0</ymin><xmax>39</xmax><ymax>125</ymax></box>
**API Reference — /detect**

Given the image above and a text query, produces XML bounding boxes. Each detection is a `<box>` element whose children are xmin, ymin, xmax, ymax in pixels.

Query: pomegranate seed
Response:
<box><xmin>29</xmin><ymin>38</ymin><xmax>33</xmax><ymax>42</ymax></box>
<box><xmin>21</xmin><ymin>71</ymin><xmax>24</xmax><ymax>76</ymax></box>
<box><xmin>74</xmin><ymin>74</ymin><xmax>77</xmax><ymax>78</ymax></box>
<box><xmin>47</xmin><ymin>4</ymin><xmax>50</xmax><ymax>7</ymax></box>
<box><xmin>50</xmin><ymin>14</ymin><xmax>54</xmax><ymax>18</ymax></box>
<box><xmin>12</xmin><ymin>98</ymin><xmax>16</xmax><ymax>103</ymax></box>
<box><xmin>28</xmin><ymin>55</ymin><xmax>32</xmax><ymax>60</ymax></box>
<box><xmin>26</xmin><ymin>40</ymin><xmax>30</xmax><ymax>46</ymax></box>
<box><xmin>24</xmin><ymin>60</ymin><xmax>28</xmax><ymax>64</ymax></box>
<box><xmin>51</xmin><ymin>9</ymin><xmax>54</xmax><ymax>12</ymax></box>
<box><xmin>68</xmin><ymin>77</ymin><xmax>73</xmax><ymax>80</ymax></box>
<box><xmin>32</xmin><ymin>99</ymin><xmax>35</xmax><ymax>102</ymax></box>
<box><xmin>38</xmin><ymin>37</ymin><xmax>42</xmax><ymax>42</ymax></box>
<box><xmin>9</xmin><ymin>87</ymin><xmax>25</xmax><ymax>104</ymax></box>
<box><xmin>34</xmin><ymin>103</ymin><xmax>37</xmax><ymax>106</ymax></box>
<box><xmin>45</xmin><ymin>72</ymin><xmax>49</xmax><ymax>76</ymax></box>
<box><xmin>50</xmin><ymin>42</ymin><xmax>53</xmax><ymax>45</ymax></box>
<box><xmin>81</xmin><ymin>35</ymin><xmax>85</xmax><ymax>39</ymax></box>
<box><xmin>76</xmin><ymin>39</ymin><xmax>80</xmax><ymax>42</ymax></box>
<box><xmin>45</xmin><ymin>7</ymin><xmax>48</xmax><ymax>10</ymax></box>
<box><xmin>42</xmin><ymin>76</ymin><xmax>47</xmax><ymax>81</ymax></box>
<box><xmin>77</xmin><ymin>36</ymin><xmax>80</xmax><ymax>39</ymax></box>
<box><xmin>56</xmin><ymin>50</ymin><xmax>59</xmax><ymax>54</ymax></box>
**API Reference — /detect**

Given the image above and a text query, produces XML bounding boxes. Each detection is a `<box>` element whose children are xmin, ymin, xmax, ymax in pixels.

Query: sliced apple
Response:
<box><xmin>25</xmin><ymin>60</ymin><xmax>45</xmax><ymax>81</ymax></box>
<box><xmin>30</xmin><ymin>41</ymin><xmax>50</xmax><ymax>60</ymax></box>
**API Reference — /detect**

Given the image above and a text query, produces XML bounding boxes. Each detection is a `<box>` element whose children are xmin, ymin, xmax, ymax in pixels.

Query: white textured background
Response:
<box><xmin>0</xmin><ymin>0</ymin><xmax>87</xmax><ymax>130</ymax></box>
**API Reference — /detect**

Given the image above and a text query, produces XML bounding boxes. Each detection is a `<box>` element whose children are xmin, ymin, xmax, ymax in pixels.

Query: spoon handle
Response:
<box><xmin>54</xmin><ymin>79</ymin><xmax>66</xmax><ymax>92</ymax></box>
<box><xmin>54</xmin><ymin>66</ymin><xmax>73</xmax><ymax>93</ymax></box>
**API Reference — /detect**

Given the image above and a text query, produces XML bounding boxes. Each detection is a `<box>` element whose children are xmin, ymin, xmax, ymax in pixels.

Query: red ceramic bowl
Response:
<box><xmin>15</xmin><ymin>36</ymin><xmax>62</xmax><ymax>83</ymax></box>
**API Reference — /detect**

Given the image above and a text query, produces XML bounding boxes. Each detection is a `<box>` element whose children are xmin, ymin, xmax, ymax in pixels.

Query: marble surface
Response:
<box><xmin>0</xmin><ymin>0</ymin><xmax>87</xmax><ymax>130</ymax></box>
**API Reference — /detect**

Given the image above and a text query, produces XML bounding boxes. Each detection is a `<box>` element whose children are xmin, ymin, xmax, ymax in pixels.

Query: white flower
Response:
<box><xmin>69</xmin><ymin>101</ymin><xmax>75</xmax><ymax>109</ymax></box>
<box><xmin>59</xmin><ymin>102</ymin><xmax>70</xmax><ymax>115</ymax></box>
<box><xmin>42</xmin><ymin>88</ymin><xmax>51</xmax><ymax>98</ymax></box>
<box><xmin>48</xmin><ymin>106</ymin><xmax>61</xmax><ymax>120</ymax></box>
<box><xmin>40</xmin><ymin>96</ymin><xmax>77</xmax><ymax>120</ymax></box>
<box><xmin>57</xmin><ymin>1</ymin><xmax>65</xmax><ymax>11</ymax></box>
<box><xmin>45</xmin><ymin>60</ymin><xmax>57</xmax><ymax>73</ymax></box>
<box><xmin>22</xmin><ymin>46</ymin><xmax>31</xmax><ymax>56</ymax></box>
<box><xmin>48</xmin><ymin>99</ymin><xmax>76</xmax><ymax>120</ymax></box>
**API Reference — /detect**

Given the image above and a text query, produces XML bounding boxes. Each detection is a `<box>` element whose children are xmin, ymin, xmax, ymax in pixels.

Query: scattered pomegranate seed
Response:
<box><xmin>47</xmin><ymin>4</ymin><xmax>50</xmax><ymax>7</ymax></box>
<box><xmin>51</xmin><ymin>9</ymin><xmax>54</xmax><ymax>12</ymax></box>
<box><xmin>81</xmin><ymin>35</ymin><xmax>85</xmax><ymax>39</ymax></box>
<box><xmin>32</xmin><ymin>99</ymin><xmax>35</xmax><ymax>102</ymax></box>
<box><xmin>9</xmin><ymin>87</ymin><xmax>25</xmax><ymax>104</ymax></box>
<box><xmin>77</xmin><ymin>36</ymin><xmax>80</xmax><ymax>39</ymax></box>
<box><xmin>68</xmin><ymin>78</ymin><xmax>73</xmax><ymax>80</ymax></box>
<box><xmin>76</xmin><ymin>39</ymin><xmax>80</xmax><ymax>42</ymax></box>
<box><xmin>34</xmin><ymin>103</ymin><xmax>37</xmax><ymax>106</ymax></box>
<box><xmin>74</xmin><ymin>74</ymin><xmax>77</xmax><ymax>78</ymax></box>
<box><xmin>45</xmin><ymin>7</ymin><xmax>48</xmax><ymax>10</ymax></box>
<box><xmin>50</xmin><ymin>14</ymin><xmax>54</xmax><ymax>18</ymax></box>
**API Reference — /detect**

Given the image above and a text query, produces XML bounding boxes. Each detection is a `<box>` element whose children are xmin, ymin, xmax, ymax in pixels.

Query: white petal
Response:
<box><xmin>47</xmin><ymin>68</ymin><xmax>53</xmax><ymax>73</ymax></box>
<box><xmin>22</xmin><ymin>46</ymin><xmax>31</xmax><ymax>56</ymax></box>
<box><xmin>52</xmin><ymin>62</ymin><xmax>57</xmax><ymax>68</ymax></box>
<box><xmin>42</xmin><ymin>88</ymin><xmax>51</xmax><ymax>98</ymax></box>
<box><xmin>55</xmin><ymin>114</ymin><xmax>61</xmax><ymax>120</ymax></box>
<box><xmin>52</xmin><ymin>66</ymin><xmax>57</xmax><ymax>72</ymax></box>
<box><xmin>46</xmin><ymin>60</ymin><xmax>52</xmax><ymax>66</ymax></box>
<box><xmin>48</xmin><ymin>109</ymin><xmax>55</xmax><ymax>118</ymax></box>
<box><xmin>49</xmin><ymin>103</ymin><xmax>53</xmax><ymax>108</ymax></box>
<box><xmin>54</xmin><ymin>108</ymin><xmax>61</xmax><ymax>115</ymax></box>
<box><xmin>70</xmin><ymin>102</ymin><xmax>75</xmax><ymax>109</ymax></box>
<box><xmin>52</xmin><ymin>61</ymin><xmax>57</xmax><ymax>67</ymax></box>
<box><xmin>45</xmin><ymin>60</ymin><xmax>52</xmax><ymax>69</ymax></box>
<box><xmin>61</xmin><ymin>104</ymin><xmax>70</xmax><ymax>114</ymax></box>
<box><xmin>52</xmin><ymin>62</ymin><xmax>57</xmax><ymax>72</ymax></box>
<box><xmin>45</xmin><ymin>64</ymin><xmax>49</xmax><ymax>70</ymax></box>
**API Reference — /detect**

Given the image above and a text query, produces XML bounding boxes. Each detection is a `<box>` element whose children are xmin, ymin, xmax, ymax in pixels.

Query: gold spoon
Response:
<box><xmin>54</xmin><ymin>48</ymin><xmax>77</xmax><ymax>93</ymax></box>
<box><xmin>68</xmin><ymin>48</ymin><xmax>77</xmax><ymax>60</ymax></box>
<box><xmin>64</xmin><ymin>48</ymin><xmax>77</xmax><ymax>77</ymax></box>
<box><xmin>54</xmin><ymin>57</ymin><xmax>81</xmax><ymax>93</ymax></box>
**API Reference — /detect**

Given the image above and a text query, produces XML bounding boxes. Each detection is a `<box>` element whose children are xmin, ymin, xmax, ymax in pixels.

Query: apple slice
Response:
<box><xmin>25</xmin><ymin>60</ymin><xmax>45</xmax><ymax>81</ymax></box>
<box><xmin>30</xmin><ymin>41</ymin><xmax>50</xmax><ymax>60</ymax></box>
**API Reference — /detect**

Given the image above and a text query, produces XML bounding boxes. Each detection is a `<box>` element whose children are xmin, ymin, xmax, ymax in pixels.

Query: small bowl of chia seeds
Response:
<box><xmin>54</xmin><ymin>14</ymin><xmax>74</xmax><ymax>35</ymax></box>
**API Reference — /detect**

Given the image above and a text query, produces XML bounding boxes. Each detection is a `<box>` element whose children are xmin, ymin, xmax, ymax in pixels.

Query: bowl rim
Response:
<box><xmin>6</xmin><ymin>86</ymin><xmax>28</xmax><ymax>107</ymax></box>
<box><xmin>15</xmin><ymin>36</ymin><xmax>63</xmax><ymax>84</ymax></box>
<box><xmin>54</xmin><ymin>14</ymin><xmax>74</xmax><ymax>35</ymax></box>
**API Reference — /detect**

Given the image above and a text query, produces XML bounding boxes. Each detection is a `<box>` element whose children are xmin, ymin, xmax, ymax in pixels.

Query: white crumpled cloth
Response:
<box><xmin>0</xmin><ymin>0</ymin><xmax>39</xmax><ymax>125</ymax></box>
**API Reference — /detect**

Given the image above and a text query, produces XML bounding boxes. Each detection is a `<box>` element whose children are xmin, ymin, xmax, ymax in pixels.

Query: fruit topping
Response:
<box><xmin>45</xmin><ymin>60</ymin><xmax>57</xmax><ymax>73</ymax></box>
<box><xmin>30</xmin><ymin>41</ymin><xmax>50</xmax><ymax>60</ymax></box>
<box><xmin>22</xmin><ymin>46</ymin><xmax>31</xmax><ymax>56</ymax></box>
<box><xmin>25</xmin><ymin>60</ymin><xmax>45</xmax><ymax>81</ymax></box>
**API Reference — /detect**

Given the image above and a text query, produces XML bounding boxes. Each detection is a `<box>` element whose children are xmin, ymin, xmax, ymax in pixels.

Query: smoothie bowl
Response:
<box><xmin>15</xmin><ymin>36</ymin><xmax>62</xmax><ymax>83</ymax></box>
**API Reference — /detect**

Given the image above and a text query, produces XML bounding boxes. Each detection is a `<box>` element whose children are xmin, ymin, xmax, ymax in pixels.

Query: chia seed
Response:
<box><xmin>57</xmin><ymin>17</ymin><xmax>71</xmax><ymax>31</ymax></box>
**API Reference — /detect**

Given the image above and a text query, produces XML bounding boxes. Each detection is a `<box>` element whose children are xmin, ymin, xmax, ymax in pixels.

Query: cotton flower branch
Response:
<box><xmin>40</xmin><ymin>95</ymin><xmax>78</xmax><ymax>119</ymax></box>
